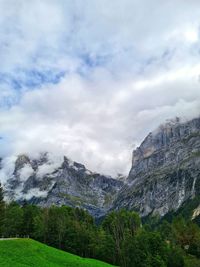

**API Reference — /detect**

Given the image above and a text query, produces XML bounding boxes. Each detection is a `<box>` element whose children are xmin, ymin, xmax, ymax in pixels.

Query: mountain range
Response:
<box><xmin>0</xmin><ymin>116</ymin><xmax>200</xmax><ymax>219</ymax></box>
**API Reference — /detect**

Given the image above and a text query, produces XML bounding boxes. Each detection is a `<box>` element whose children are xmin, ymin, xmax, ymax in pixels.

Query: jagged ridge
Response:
<box><xmin>0</xmin><ymin>116</ymin><xmax>199</xmax><ymax>218</ymax></box>
<box><xmin>1</xmin><ymin>153</ymin><xmax>123</xmax><ymax>218</ymax></box>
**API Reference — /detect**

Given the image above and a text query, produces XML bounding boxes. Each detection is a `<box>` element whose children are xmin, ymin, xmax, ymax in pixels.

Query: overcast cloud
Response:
<box><xmin>0</xmin><ymin>0</ymin><xmax>200</xmax><ymax>176</ymax></box>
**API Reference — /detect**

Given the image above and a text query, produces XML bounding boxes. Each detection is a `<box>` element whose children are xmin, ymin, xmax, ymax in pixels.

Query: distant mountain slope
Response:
<box><xmin>113</xmin><ymin>117</ymin><xmax>200</xmax><ymax>217</ymax></box>
<box><xmin>0</xmin><ymin>116</ymin><xmax>199</xmax><ymax>219</ymax></box>
<box><xmin>1</xmin><ymin>154</ymin><xmax>123</xmax><ymax>218</ymax></box>
<box><xmin>0</xmin><ymin>238</ymin><xmax>116</xmax><ymax>267</ymax></box>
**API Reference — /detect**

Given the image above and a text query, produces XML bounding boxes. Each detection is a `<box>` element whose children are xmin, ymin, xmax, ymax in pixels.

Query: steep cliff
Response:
<box><xmin>113</xmin><ymin>117</ymin><xmax>200</xmax><ymax>217</ymax></box>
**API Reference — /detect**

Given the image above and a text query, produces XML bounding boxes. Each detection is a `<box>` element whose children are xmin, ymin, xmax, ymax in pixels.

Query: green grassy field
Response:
<box><xmin>0</xmin><ymin>238</ymin><xmax>116</xmax><ymax>267</ymax></box>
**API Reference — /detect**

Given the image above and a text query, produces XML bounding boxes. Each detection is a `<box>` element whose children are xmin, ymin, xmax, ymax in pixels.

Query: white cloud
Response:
<box><xmin>18</xmin><ymin>164</ymin><xmax>34</xmax><ymax>182</ymax></box>
<box><xmin>0</xmin><ymin>156</ymin><xmax>17</xmax><ymax>185</ymax></box>
<box><xmin>0</xmin><ymin>66</ymin><xmax>199</xmax><ymax>176</ymax></box>
<box><xmin>184</xmin><ymin>29</ymin><xmax>199</xmax><ymax>43</ymax></box>
<box><xmin>21</xmin><ymin>188</ymin><xmax>49</xmax><ymax>201</ymax></box>
<box><xmin>36</xmin><ymin>159</ymin><xmax>62</xmax><ymax>178</ymax></box>
<box><xmin>0</xmin><ymin>0</ymin><xmax>200</xmax><ymax>177</ymax></box>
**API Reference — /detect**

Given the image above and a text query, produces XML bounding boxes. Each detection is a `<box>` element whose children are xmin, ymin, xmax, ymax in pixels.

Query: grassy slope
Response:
<box><xmin>0</xmin><ymin>238</ymin><xmax>116</xmax><ymax>267</ymax></box>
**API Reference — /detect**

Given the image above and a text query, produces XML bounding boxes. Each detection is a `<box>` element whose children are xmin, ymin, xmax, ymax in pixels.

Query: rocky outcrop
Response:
<box><xmin>113</xmin><ymin>117</ymin><xmax>200</xmax><ymax>217</ymax></box>
<box><xmin>3</xmin><ymin>154</ymin><xmax>123</xmax><ymax>218</ymax></box>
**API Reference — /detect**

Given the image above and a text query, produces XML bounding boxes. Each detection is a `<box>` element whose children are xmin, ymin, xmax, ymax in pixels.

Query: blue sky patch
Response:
<box><xmin>0</xmin><ymin>69</ymin><xmax>66</xmax><ymax>91</ymax></box>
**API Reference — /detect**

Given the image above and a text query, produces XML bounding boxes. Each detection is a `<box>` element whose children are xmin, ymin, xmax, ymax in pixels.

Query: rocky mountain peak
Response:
<box><xmin>14</xmin><ymin>154</ymin><xmax>31</xmax><ymax>172</ymax></box>
<box><xmin>2</xmin><ymin>153</ymin><xmax>124</xmax><ymax>217</ymax></box>
<box><xmin>130</xmin><ymin>117</ymin><xmax>200</xmax><ymax>180</ymax></box>
<box><xmin>113</xmin><ymin>116</ymin><xmax>200</xmax><ymax>217</ymax></box>
<box><xmin>0</xmin><ymin>116</ymin><xmax>199</xmax><ymax>219</ymax></box>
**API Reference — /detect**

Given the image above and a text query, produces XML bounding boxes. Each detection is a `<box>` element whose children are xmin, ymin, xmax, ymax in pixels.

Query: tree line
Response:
<box><xmin>0</xmin><ymin>185</ymin><xmax>200</xmax><ymax>267</ymax></box>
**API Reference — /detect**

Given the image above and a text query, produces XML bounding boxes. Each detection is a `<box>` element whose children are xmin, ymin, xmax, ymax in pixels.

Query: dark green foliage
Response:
<box><xmin>123</xmin><ymin>230</ymin><xmax>168</xmax><ymax>267</ymax></box>
<box><xmin>172</xmin><ymin>217</ymin><xmax>200</xmax><ymax>249</ymax></box>
<box><xmin>158</xmin><ymin>220</ymin><xmax>174</xmax><ymax>241</ymax></box>
<box><xmin>3</xmin><ymin>202</ymin><xmax>23</xmax><ymax>237</ymax></box>
<box><xmin>188</xmin><ymin>239</ymin><xmax>200</xmax><ymax>258</ymax></box>
<box><xmin>102</xmin><ymin>209</ymin><xmax>141</xmax><ymax>265</ymax></box>
<box><xmin>167</xmin><ymin>247</ymin><xmax>184</xmax><ymax>267</ymax></box>
<box><xmin>94</xmin><ymin>229</ymin><xmax>115</xmax><ymax>264</ymax></box>
<box><xmin>1</xmin><ymin>199</ymin><xmax>200</xmax><ymax>267</ymax></box>
<box><xmin>22</xmin><ymin>203</ymin><xmax>41</xmax><ymax>237</ymax></box>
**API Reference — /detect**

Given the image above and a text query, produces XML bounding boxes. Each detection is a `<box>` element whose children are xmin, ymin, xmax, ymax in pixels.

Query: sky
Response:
<box><xmin>0</xmin><ymin>0</ymin><xmax>200</xmax><ymax>176</ymax></box>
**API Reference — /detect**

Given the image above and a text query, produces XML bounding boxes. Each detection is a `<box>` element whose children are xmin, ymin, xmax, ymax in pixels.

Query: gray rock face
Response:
<box><xmin>3</xmin><ymin>154</ymin><xmax>123</xmax><ymax>218</ymax></box>
<box><xmin>113</xmin><ymin>117</ymin><xmax>200</xmax><ymax>217</ymax></box>
<box><xmin>1</xmin><ymin>116</ymin><xmax>200</xmax><ymax>218</ymax></box>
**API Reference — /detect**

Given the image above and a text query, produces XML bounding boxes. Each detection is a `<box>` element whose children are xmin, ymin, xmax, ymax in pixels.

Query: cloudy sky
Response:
<box><xmin>0</xmin><ymin>0</ymin><xmax>200</xmax><ymax>176</ymax></box>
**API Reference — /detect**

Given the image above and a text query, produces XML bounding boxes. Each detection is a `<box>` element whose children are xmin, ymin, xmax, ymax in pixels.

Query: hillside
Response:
<box><xmin>0</xmin><ymin>238</ymin><xmax>116</xmax><ymax>267</ymax></box>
